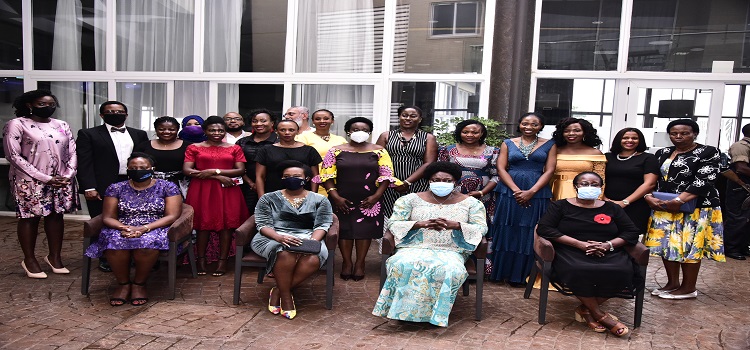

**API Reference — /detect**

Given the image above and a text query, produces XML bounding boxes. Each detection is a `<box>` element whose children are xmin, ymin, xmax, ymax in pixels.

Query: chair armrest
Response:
<box><xmin>625</xmin><ymin>242</ymin><xmax>650</xmax><ymax>266</ymax></box>
<box><xmin>235</xmin><ymin>215</ymin><xmax>257</xmax><ymax>247</ymax></box>
<box><xmin>534</xmin><ymin>231</ymin><xmax>555</xmax><ymax>262</ymax></box>
<box><xmin>324</xmin><ymin>214</ymin><xmax>339</xmax><ymax>250</ymax></box>
<box><xmin>474</xmin><ymin>237</ymin><xmax>488</xmax><ymax>259</ymax></box>
<box><xmin>167</xmin><ymin>204</ymin><xmax>194</xmax><ymax>241</ymax></box>
<box><xmin>83</xmin><ymin>215</ymin><xmax>104</xmax><ymax>238</ymax></box>
<box><xmin>382</xmin><ymin>231</ymin><xmax>395</xmax><ymax>255</ymax></box>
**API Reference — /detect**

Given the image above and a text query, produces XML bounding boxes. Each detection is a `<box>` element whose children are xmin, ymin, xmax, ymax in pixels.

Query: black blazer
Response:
<box><xmin>76</xmin><ymin>125</ymin><xmax>149</xmax><ymax>194</ymax></box>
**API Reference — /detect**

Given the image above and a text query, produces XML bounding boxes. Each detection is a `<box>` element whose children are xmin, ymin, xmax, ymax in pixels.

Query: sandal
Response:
<box><xmin>597</xmin><ymin>313</ymin><xmax>629</xmax><ymax>337</ymax></box>
<box><xmin>110</xmin><ymin>281</ymin><xmax>131</xmax><ymax>307</ymax></box>
<box><xmin>574</xmin><ymin>305</ymin><xmax>606</xmax><ymax>333</ymax></box>
<box><xmin>213</xmin><ymin>258</ymin><xmax>228</xmax><ymax>277</ymax></box>
<box><xmin>196</xmin><ymin>257</ymin><xmax>207</xmax><ymax>276</ymax></box>
<box><xmin>130</xmin><ymin>281</ymin><xmax>149</xmax><ymax>306</ymax></box>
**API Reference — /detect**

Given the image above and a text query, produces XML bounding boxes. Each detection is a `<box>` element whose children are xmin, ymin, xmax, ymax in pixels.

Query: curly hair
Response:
<box><xmin>153</xmin><ymin>116</ymin><xmax>180</xmax><ymax>130</ymax></box>
<box><xmin>609</xmin><ymin>127</ymin><xmax>648</xmax><ymax>154</ymax></box>
<box><xmin>552</xmin><ymin>117</ymin><xmax>602</xmax><ymax>148</ymax></box>
<box><xmin>12</xmin><ymin>90</ymin><xmax>60</xmax><ymax>117</ymax></box>
<box><xmin>453</xmin><ymin>119</ymin><xmax>487</xmax><ymax>144</ymax></box>
<box><xmin>423</xmin><ymin>161</ymin><xmax>462</xmax><ymax>182</ymax></box>
<box><xmin>344</xmin><ymin>117</ymin><xmax>373</xmax><ymax>132</ymax></box>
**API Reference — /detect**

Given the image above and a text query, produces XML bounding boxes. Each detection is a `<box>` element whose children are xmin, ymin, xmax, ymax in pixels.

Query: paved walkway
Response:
<box><xmin>0</xmin><ymin>216</ymin><xmax>748</xmax><ymax>349</ymax></box>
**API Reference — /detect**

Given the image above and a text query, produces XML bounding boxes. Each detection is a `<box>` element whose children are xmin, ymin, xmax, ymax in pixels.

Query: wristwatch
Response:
<box><xmin>215</xmin><ymin>169</ymin><xmax>222</xmax><ymax>175</ymax></box>
<box><xmin>606</xmin><ymin>240</ymin><xmax>614</xmax><ymax>251</ymax></box>
<box><xmin>622</xmin><ymin>199</ymin><xmax>630</xmax><ymax>206</ymax></box>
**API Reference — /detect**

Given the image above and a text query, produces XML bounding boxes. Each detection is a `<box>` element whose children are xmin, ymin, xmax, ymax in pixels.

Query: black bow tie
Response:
<box><xmin>111</xmin><ymin>127</ymin><xmax>126</xmax><ymax>133</ymax></box>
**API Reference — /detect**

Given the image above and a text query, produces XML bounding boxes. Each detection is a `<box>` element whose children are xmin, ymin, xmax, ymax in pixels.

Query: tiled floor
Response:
<box><xmin>0</xmin><ymin>216</ymin><xmax>748</xmax><ymax>349</ymax></box>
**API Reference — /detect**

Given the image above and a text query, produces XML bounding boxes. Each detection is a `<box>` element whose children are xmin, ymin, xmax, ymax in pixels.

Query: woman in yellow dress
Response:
<box><xmin>551</xmin><ymin>118</ymin><xmax>606</xmax><ymax>200</ymax></box>
<box><xmin>296</xmin><ymin>109</ymin><xmax>347</xmax><ymax>195</ymax></box>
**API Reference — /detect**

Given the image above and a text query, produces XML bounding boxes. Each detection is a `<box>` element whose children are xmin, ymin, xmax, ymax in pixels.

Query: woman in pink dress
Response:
<box><xmin>183</xmin><ymin>116</ymin><xmax>250</xmax><ymax>276</ymax></box>
<box><xmin>3</xmin><ymin>90</ymin><xmax>79</xmax><ymax>279</ymax></box>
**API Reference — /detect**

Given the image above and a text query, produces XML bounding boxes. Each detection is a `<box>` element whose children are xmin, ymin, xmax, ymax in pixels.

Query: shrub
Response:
<box><xmin>426</xmin><ymin>116</ymin><xmax>511</xmax><ymax>147</ymax></box>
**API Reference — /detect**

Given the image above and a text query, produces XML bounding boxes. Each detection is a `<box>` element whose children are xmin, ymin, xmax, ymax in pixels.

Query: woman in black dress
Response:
<box><xmin>236</xmin><ymin>109</ymin><xmax>278</xmax><ymax>212</ymax></box>
<box><xmin>255</xmin><ymin>120</ymin><xmax>322</xmax><ymax>196</ymax></box>
<box><xmin>537</xmin><ymin>172</ymin><xmax>639</xmax><ymax>337</ymax></box>
<box><xmin>318</xmin><ymin>117</ymin><xmax>400</xmax><ymax>281</ymax></box>
<box><xmin>134</xmin><ymin>116</ymin><xmax>190</xmax><ymax>191</ymax></box>
<box><xmin>604</xmin><ymin>128</ymin><xmax>658</xmax><ymax>233</ymax></box>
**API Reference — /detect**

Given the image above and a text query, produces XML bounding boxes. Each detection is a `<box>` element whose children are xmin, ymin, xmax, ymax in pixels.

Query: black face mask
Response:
<box><xmin>281</xmin><ymin>177</ymin><xmax>306</xmax><ymax>190</ymax></box>
<box><xmin>127</xmin><ymin>169</ymin><xmax>154</xmax><ymax>183</ymax></box>
<box><xmin>31</xmin><ymin>106</ymin><xmax>56</xmax><ymax>119</ymax></box>
<box><xmin>102</xmin><ymin>113</ymin><xmax>127</xmax><ymax>126</ymax></box>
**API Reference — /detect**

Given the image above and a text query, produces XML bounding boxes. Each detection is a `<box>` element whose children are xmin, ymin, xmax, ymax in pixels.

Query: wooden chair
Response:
<box><xmin>523</xmin><ymin>230</ymin><xmax>649</xmax><ymax>327</ymax></box>
<box><xmin>81</xmin><ymin>204</ymin><xmax>197</xmax><ymax>300</ymax></box>
<box><xmin>232</xmin><ymin>214</ymin><xmax>339</xmax><ymax>309</ymax></box>
<box><xmin>379</xmin><ymin>230</ymin><xmax>488</xmax><ymax>320</ymax></box>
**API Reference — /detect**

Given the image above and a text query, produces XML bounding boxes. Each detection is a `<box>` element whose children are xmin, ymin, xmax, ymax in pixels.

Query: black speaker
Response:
<box><xmin>658</xmin><ymin>100</ymin><xmax>694</xmax><ymax>118</ymax></box>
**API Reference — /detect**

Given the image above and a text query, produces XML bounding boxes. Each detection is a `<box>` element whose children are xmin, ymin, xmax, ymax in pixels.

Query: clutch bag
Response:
<box><xmin>283</xmin><ymin>239</ymin><xmax>322</xmax><ymax>255</ymax></box>
<box><xmin>652</xmin><ymin>192</ymin><xmax>697</xmax><ymax>213</ymax></box>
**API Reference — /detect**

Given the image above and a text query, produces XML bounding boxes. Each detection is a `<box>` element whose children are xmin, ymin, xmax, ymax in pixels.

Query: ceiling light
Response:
<box><xmin>649</xmin><ymin>40</ymin><xmax>673</xmax><ymax>45</ymax></box>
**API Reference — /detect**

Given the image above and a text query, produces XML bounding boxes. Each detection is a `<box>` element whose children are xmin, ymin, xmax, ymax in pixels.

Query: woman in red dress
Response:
<box><xmin>183</xmin><ymin>116</ymin><xmax>249</xmax><ymax>276</ymax></box>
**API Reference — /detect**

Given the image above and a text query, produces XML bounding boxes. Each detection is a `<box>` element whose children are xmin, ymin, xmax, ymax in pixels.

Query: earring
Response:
<box><xmin>583</xmin><ymin>136</ymin><xmax>587</xmax><ymax>141</ymax></box>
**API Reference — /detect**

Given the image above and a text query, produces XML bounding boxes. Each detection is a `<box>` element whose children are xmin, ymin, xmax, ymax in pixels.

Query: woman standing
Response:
<box><xmin>3</xmin><ymin>90</ymin><xmax>79</xmax><ymax>278</ymax></box>
<box><xmin>551</xmin><ymin>118</ymin><xmax>606</xmax><ymax>200</ymax></box>
<box><xmin>255</xmin><ymin>120</ymin><xmax>322</xmax><ymax>196</ymax></box>
<box><xmin>297</xmin><ymin>109</ymin><xmax>347</xmax><ymax>195</ymax></box>
<box><xmin>437</xmin><ymin>120</ymin><xmax>499</xmax><ymax>220</ymax></box>
<box><xmin>134</xmin><ymin>116</ymin><xmax>190</xmax><ymax>190</ymax></box>
<box><xmin>236</xmin><ymin>109</ymin><xmax>278</xmax><ymax>212</ymax></box>
<box><xmin>318</xmin><ymin>117</ymin><xmax>400</xmax><ymax>281</ymax></box>
<box><xmin>377</xmin><ymin>106</ymin><xmax>438</xmax><ymax>218</ymax></box>
<box><xmin>183</xmin><ymin>116</ymin><xmax>249</xmax><ymax>276</ymax></box>
<box><xmin>490</xmin><ymin>113</ymin><xmax>556</xmax><ymax>286</ymax></box>
<box><xmin>604</xmin><ymin>128</ymin><xmax>659</xmax><ymax>233</ymax></box>
<box><xmin>644</xmin><ymin>119</ymin><xmax>725</xmax><ymax>299</ymax></box>
<box><xmin>178</xmin><ymin>115</ymin><xmax>206</xmax><ymax>143</ymax></box>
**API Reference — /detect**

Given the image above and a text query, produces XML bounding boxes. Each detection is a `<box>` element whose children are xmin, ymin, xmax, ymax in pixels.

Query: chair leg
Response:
<box><xmin>187</xmin><ymin>241</ymin><xmax>197</xmax><ymax>278</ymax></box>
<box><xmin>168</xmin><ymin>242</ymin><xmax>177</xmax><ymax>300</ymax></box>
<box><xmin>380</xmin><ymin>254</ymin><xmax>389</xmax><ymax>290</ymax></box>
<box><xmin>524</xmin><ymin>260</ymin><xmax>539</xmax><ymax>299</ymax></box>
<box><xmin>233</xmin><ymin>245</ymin><xmax>244</xmax><ymax>305</ymax></box>
<box><xmin>538</xmin><ymin>262</ymin><xmax>551</xmax><ymax>324</ymax></box>
<box><xmin>81</xmin><ymin>237</ymin><xmax>93</xmax><ymax>295</ymax></box>
<box><xmin>326</xmin><ymin>248</ymin><xmax>334</xmax><ymax>310</ymax></box>
<box><xmin>634</xmin><ymin>265</ymin><xmax>647</xmax><ymax>328</ymax></box>
<box><xmin>475</xmin><ymin>258</ymin><xmax>484</xmax><ymax>321</ymax></box>
<box><xmin>462</xmin><ymin>281</ymin><xmax>470</xmax><ymax>296</ymax></box>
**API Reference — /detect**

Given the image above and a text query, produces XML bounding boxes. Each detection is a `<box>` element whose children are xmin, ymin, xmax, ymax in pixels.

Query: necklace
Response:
<box><xmin>399</xmin><ymin>130</ymin><xmax>415</xmax><ymax>143</ymax></box>
<box><xmin>616</xmin><ymin>151</ymin><xmax>638</xmax><ymax>161</ymax></box>
<box><xmin>430</xmin><ymin>192</ymin><xmax>453</xmax><ymax>208</ymax></box>
<box><xmin>316</xmin><ymin>133</ymin><xmax>330</xmax><ymax>142</ymax></box>
<box><xmin>282</xmin><ymin>191</ymin><xmax>306</xmax><ymax>208</ymax></box>
<box><xmin>156</xmin><ymin>139</ymin><xmax>176</xmax><ymax>149</ymax></box>
<box><xmin>517</xmin><ymin>137</ymin><xmax>538</xmax><ymax>159</ymax></box>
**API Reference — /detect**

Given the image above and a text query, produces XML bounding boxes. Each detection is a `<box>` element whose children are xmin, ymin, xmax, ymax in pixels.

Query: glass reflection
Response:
<box><xmin>33</xmin><ymin>0</ymin><xmax>103</xmax><ymax>71</ymax></box>
<box><xmin>0</xmin><ymin>1</ymin><xmax>23</xmax><ymax>70</ymax></box>
<box><xmin>391</xmin><ymin>81</ymin><xmax>481</xmax><ymax>129</ymax></box>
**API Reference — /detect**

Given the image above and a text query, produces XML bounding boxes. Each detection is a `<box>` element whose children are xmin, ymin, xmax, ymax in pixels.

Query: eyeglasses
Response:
<box><xmin>103</xmin><ymin>110</ymin><xmax>127</xmax><ymax>115</ymax></box>
<box><xmin>224</xmin><ymin>117</ymin><xmax>243</xmax><ymax>122</ymax></box>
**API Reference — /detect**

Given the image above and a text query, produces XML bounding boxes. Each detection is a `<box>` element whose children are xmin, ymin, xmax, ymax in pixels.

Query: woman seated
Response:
<box><xmin>372</xmin><ymin>162</ymin><xmax>488</xmax><ymax>327</ymax></box>
<box><xmin>251</xmin><ymin>160</ymin><xmax>333</xmax><ymax>320</ymax></box>
<box><xmin>85</xmin><ymin>152</ymin><xmax>183</xmax><ymax>306</ymax></box>
<box><xmin>536</xmin><ymin>171</ymin><xmax>640</xmax><ymax>337</ymax></box>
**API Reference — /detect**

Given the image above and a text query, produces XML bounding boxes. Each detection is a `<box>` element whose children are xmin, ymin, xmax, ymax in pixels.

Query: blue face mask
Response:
<box><xmin>576</xmin><ymin>186</ymin><xmax>602</xmax><ymax>200</ymax></box>
<box><xmin>429</xmin><ymin>182</ymin><xmax>455</xmax><ymax>197</ymax></box>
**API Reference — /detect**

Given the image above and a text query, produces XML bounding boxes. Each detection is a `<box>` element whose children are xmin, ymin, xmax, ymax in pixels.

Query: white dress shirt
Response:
<box><xmin>105</xmin><ymin>123</ymin><xmax>135</xmax><ymax>175</ymax></box>
<box><xmin>224</xmin><ymin>131</ymin><xmax>251</xmax><ymax>145</ymax></box>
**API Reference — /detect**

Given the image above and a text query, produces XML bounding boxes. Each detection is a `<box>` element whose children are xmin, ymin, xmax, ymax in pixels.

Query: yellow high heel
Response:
<box><xmin>268</xmin><ymin>287</ymin><xmax>281</xmax><ymax>315</ymax></box>
<box><xmin>280</xmin><ymin>295</ymin><xmax>296</xmax><ymax>320</ymax></box>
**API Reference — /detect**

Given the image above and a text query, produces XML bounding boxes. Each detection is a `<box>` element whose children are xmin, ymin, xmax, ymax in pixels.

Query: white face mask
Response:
<box><xmin>349</xmin><ymin>131</ymin><xmax>370</xmax><ymax>143</ymax></box>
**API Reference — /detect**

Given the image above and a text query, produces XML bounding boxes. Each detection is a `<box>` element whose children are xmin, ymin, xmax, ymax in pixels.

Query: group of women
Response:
<box><xmin>3</xmin><ymin>89</ymin><xmax>726</xmax><ymax>329</ymax></box>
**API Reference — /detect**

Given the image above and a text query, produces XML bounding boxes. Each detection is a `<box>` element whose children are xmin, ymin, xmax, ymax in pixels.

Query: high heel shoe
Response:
<box><xmin>280</xmin><ymin>295</ymin><xmax>296</xmax><ymax>320</ymax></box>
<box><xmin>196</xmin><ymin>257</ymin><xmax>207</xmax><ymax>275</ymax></box>
<box><xmin>21</xmin><ymin>260</ymin><xmax>47</xmax><ymax>279</ymax></box>
<box><xmin>44</xmin><ymin>256</ymin><xmax>70</xmax><ymax>274</ymax></box>
<box><xmin>268</xmin><ymin>287</ymin><xmax>281</xmax><ymax>315</ymax></box>
<box><xmin>213</xmin><ymin>258</ymin><xmax>228</xmax><ymax>277</ymax></box>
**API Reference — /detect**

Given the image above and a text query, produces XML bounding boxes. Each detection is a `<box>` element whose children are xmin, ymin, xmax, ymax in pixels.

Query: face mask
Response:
<box><xmin>102</xmin><ymin>113</ymin><xmax>127</xmax><ymax>126</ymax></box>
<box><xmin>281</xmin><ymin>177</ymin><xmax>306</xmax><ymax>190</ymax></box>
<box><xmin>127</xmin><ymin>169</ymin><xmax>154</xmax><ymax>183</ymax></box>
<box><xmin>429</xmin><ymin>182</ymin><xmax>455</xmax><ymax>197</ymax></box>
<box><xmin>31</xmin><ymin>106</ymin><xmax>56</xmax><ymax>118</ymax></box>
<box><xmin>576</xmin><ymin>186</ymin><xmax>602</xmax><ymax>200</ymax></box>
<box><xmin>349</xmin><ymin>131</ymin><xmax>370</xmax><ymax>143</ymax></box>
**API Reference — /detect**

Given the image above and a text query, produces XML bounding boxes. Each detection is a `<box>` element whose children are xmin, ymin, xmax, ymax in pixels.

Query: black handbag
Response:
<box><xmin>652</xmin><ymin>192</ymin><xmax>698</xmax><ymax>213</ymax></box>
<box><xmin>283</xmin><ymin>239</ymin><xmax>322</xmax><ymax>255</ymax></box>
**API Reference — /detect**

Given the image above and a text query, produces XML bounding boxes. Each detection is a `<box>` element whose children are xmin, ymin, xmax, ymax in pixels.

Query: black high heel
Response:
<box><xmin>196</xmin><ymin>256</ymin><xmax>207</xmax><ymax>275</ymax></box>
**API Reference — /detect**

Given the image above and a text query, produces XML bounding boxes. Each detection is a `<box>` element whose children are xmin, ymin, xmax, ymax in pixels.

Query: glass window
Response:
<box><xmin>37</xmin><ymin>81</ymin><xmax>108</xmax><ymax>134</ymax></box>
<box><xmin>0</xmin><ymin>78</ymin><xmax>26</xmax><ymax>128</ymax></box>
<box><xmin>218</xmin><ymin>84</ymin><xmax>283</xmax><ymax>120</ymax></box>
<box><xmin>391</xmin><ymin>81</ymin><xmax>480</xmax><ymax>130</ymax></box>
<box><xmin>174</xmin><ymin>81</ymin><xmax>208</xmax><ymax>120</ymax></box>
<box><xmin>116</xmin><ymin>1</ymin><xmax>194</xmax><ymax>72</ymax></box>
<box><xmin>633</xmin><ymin>87</ymin><xmax>710</xmax><ymax>146</ymax></box>
<box><xmin>0</xmin><ymin>1</ymin><xmax>23</xmax><ymax>70</ymax></box>
<box><xmin>116</xmin><ymin>82</ymin><xmax>167</xmax><ymax>132</ymax></box>
<box><xmin>292</xmin><ymin>84</ymin><xmax>375</xmax><ymax>137</ymax></box>
<box><xmin>629</xmin><ymin>0</ymin><xmax>750</xmax><ymax>72</ymax></box>
<box><xmin>33</xmin><ymin>0</ymin><xmax>104</xmax><ymax>71</ymax></box>
<box><xmin>204</xmin><ymin>1</ymin><xmax>286</xmax><ymax>72</ymax></box>
<box><xmin>296</xmin><ymin>0</ymin><xmax>382</xmax><ymax>73</ymax></box>
<box><xmin>395</xmin><ymin>0</ymin><xmax>485</xmax><ymax>73</ymax></box>
<box><xmin>538</xmin><ymin>0</ymin><xmax>622</xmax><ymax>71</ymax></box>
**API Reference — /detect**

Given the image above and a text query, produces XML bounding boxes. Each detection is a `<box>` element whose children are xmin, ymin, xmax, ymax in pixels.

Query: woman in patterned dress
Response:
<box><xmin>318</xmin><ymin>117</ymin><xmax>400</xmax><ymax>281</ymax></box>
<box><xmin>644</xmin><ymin>119</ymin><xmax>725</xmax><ymax>300</ymax></box>
<box><xmin>373</xmin><ymin>162</ymin><xmax>487</xmax><ymax>327</ymax></box>
<box><xmin>3</xmin><ymin>90</ymin><xmax>79</xmax><ymax>279</ymax></box>
<box><xmin>85</xmin><ymin>153</ymin><xmax>183</xmax><ymax>306</ymax></box>
<box><xmin>377</xmin><ymin>106</ymin><xmax>438</xmax><ymax>218</ymax></box>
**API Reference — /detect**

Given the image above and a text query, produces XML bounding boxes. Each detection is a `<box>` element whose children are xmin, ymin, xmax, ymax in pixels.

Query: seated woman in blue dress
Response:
<box><xmin>85</xmin><ymin>152</ymin><xmax>183</xmax><ymax>306</ymax></box>
<box><xmin>251</xmin><ymin>160</ymin><xmax>333</xmax><ymax>320</ymax></box>
<box><xmin>372</xmin><ymin>162</ymin><xmax>488</xmax><ymax>327</ymax></box>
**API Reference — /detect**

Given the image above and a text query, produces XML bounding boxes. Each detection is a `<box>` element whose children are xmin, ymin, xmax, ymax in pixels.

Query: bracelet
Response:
<box><xmin>326</xmin><ymin>187</ymin><xmax>337</xmax><ymax>193</ymax></box>
<box><xmin>605</xmin><ymin>240</ymin><xmax>614</xmax><ymax>251</ymax></box>
<box><xmin>478</xmin><ymin>190</ymin><xmax>484</xmax><ymax>196</ymax></box>
<box><xmin>143</xmin><ymin>225</ymin><xmax>150</xmax><ymax>232</ymax></box>
<box><xmin>403</xmin><ymin>180</ymin><xmax>412</xmax><ymax>186</ymax></box>
<box><xmin>673</xmin><ymin>197</ymin><xmax>685</xmax><ymax>204</ymax></box>
<box><xmin>643</xmin><ymin>193</ymin><xmax>653</xmax><ymax>198</ymax></box>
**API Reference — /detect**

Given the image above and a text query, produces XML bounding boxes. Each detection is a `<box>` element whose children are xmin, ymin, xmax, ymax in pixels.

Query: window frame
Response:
<box><xmin>429</xmin><ymin>1</ymin><xmax>482</xmax><ymax>38</ymax></box>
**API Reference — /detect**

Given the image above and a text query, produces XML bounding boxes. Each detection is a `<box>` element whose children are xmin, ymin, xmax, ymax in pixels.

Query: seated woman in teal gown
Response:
<box><xmin>372</xmin><ymin>162</ymin><xmax>487</xmax><ymax>327</ymax></box>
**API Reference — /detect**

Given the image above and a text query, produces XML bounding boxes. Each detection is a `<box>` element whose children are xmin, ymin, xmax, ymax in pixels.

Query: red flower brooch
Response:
<box><xmin>594</xmin><ymin>214</ymin><xmax>611</xmax><ymax>225</ymax></box>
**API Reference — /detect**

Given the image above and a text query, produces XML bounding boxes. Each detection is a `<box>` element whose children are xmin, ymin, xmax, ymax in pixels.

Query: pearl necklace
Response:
<box><xmin>616</xmin><ymin>152</ymin><xmax>638</xmax><ymax>161</ymax></box>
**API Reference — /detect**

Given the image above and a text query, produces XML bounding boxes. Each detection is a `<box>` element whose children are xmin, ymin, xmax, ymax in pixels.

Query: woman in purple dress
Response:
<box><xmin>3</xmin><ymin>90</ymin><xmax>79</xmax><ymax>279</ymax></box>
<box><xmin>85</xmin><ymin>153</ymin><xmax>183</xmax><ymax>306</ymax></box>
